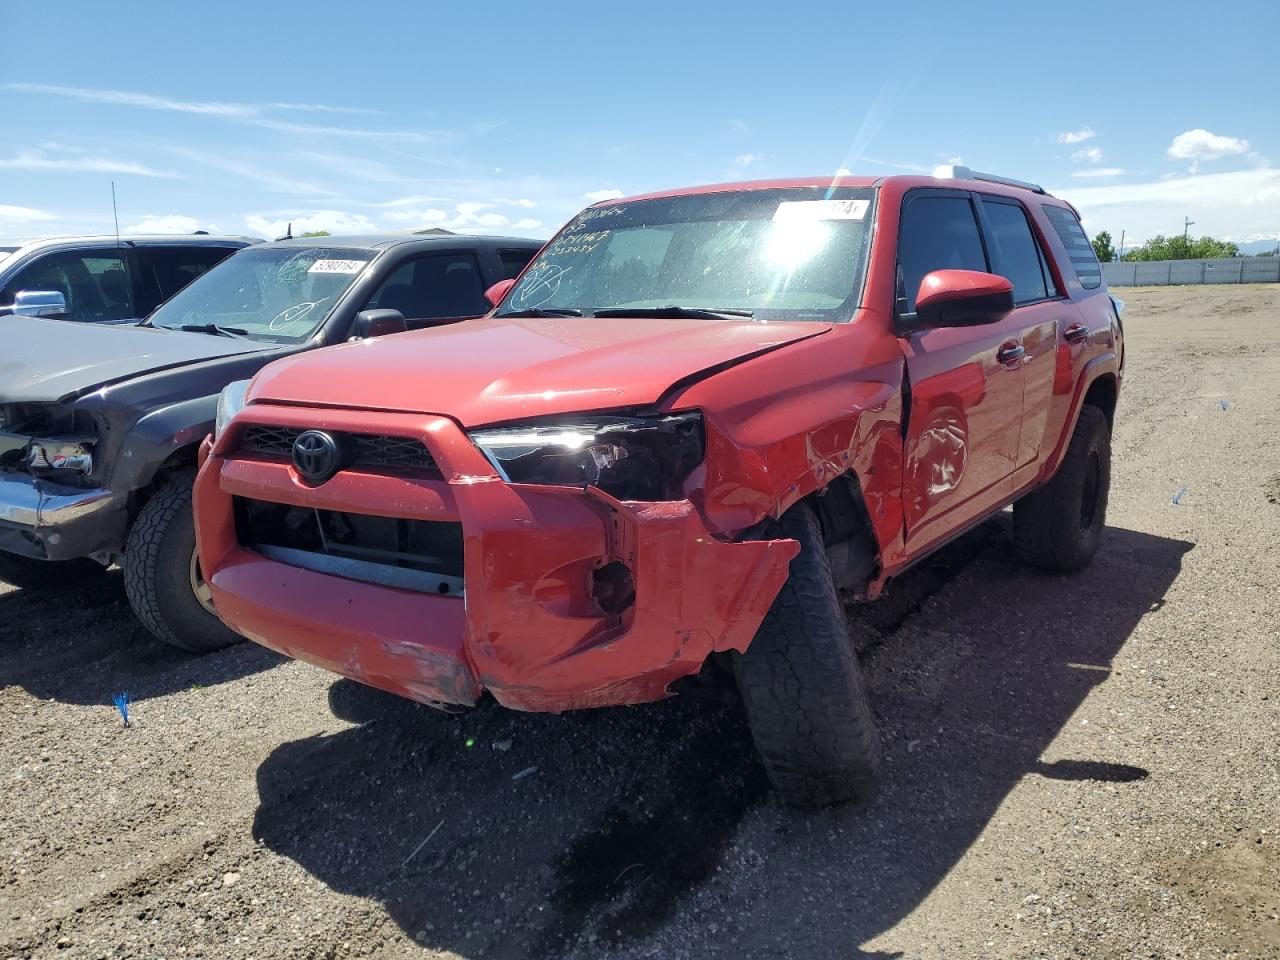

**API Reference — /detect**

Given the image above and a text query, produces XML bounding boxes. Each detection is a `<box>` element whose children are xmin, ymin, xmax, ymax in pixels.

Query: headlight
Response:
<box><xmin>214</xmin><ymin>379</ymin><xmax>252</xmax><ymax>440</ymax></box>
<box><xmin>470</xmin><ymin>411</ymin><xmax>704</xmax><ymax>501</ymax></box>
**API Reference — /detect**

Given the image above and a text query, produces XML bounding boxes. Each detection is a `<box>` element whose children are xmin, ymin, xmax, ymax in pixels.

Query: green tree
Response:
<box><xmin>1090</xmin><ymin>230</ymin><xmax>1116</xmax><ymax>263</ymax></box>
<box><xmin>1121</xmin><ymin>233</ymin><xmax>1239</xmax><ymax>261</ymax></box>
<box><xmin>300</xmin><ymin>230</ymin><xmax>330</xmax><ymax>238</ymax></box>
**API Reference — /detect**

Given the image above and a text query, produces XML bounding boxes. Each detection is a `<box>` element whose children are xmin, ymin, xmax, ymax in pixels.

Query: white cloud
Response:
<box><xmin>1167</xmin><ymin>128</ymin><xmax>1250</xmax><ymax>172</ymax></box>
<box><xmin>4</xmin><ymin>83</ymin><xmax>450</xmax><ymax>143</ymax></box>
<box><xmin>1070</xmin><ymin>167</ymin><xmax>1126</xmax><ymax>179</ymax></box>
<box><xmin>513</xmin><ymin>198</ymin><xmax>537</xmax><ymax>208</ymax></box>
<box><xmin>1054</xmin><ymin>167</ymin><xmax>1280</xmax><ymax>244</ymax></box>
<box><xmin>584</xmin><ymin>189</ymin><xmax>625</xmax><ymax>203</ymax></box>
<box><xmin>123</xmin><ymin>214</ymin><xmax>213</xmax><ymax>235</ymax></box>
<box><xmin>1072</xmin><ymin>146</ymin><xmax>1103</xmax><ymax>163</ymax></box>
<box><xmin>1057</xmin><ymin>127</ymin><xmax>1096</xmax><ymax>144</ymax></box>
<box><xmin>0</xmin><ymin>204</ymin><xmax>54</xmax><ymax>222</ymax></box>
<box><xmin>357</xmin><ymin>201</ymin><xmax>546</xmax><ymax>236</ymax></box>
<box><xmin>244</xmin><ymin>211</ymin><xmax>380</xmax><ymax>238</ymax></box>
<box><xmin>734</xmin><ymin>153</ymin><xmax>756</xmax><ymax>167</ymax></box>
<box><xmin>0</xmin><ymin>148</ymin><xmax>177</xmax><ymax>177</ymax></box>
<box><xmin>834</xmin><ymin>168</ymin><xmax>854</xmax><ymax>177</ymax></box>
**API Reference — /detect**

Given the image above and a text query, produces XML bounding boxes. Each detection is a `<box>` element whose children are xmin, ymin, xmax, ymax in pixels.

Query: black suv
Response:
<box><xmin>0</xmin><ymin>233</ymin><xmax>541</xmax><ymax>651</ymax></box>
<box><xmin>0</xmin><ymin>234</ymin><xmax>257</xmax><ymax>323</ymax></box>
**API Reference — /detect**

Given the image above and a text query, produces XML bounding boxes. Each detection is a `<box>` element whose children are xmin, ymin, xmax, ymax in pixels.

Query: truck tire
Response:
<box><xmin>123</xmin><ymin>473</ymin><xmax>242</xmax><ymax>653</ymax></box>
<box><xmin>1014</xmin><ymin>404</ymin><xmax>1111</xmax><ymax>572</ymax></box>
<box><xmin>733</xmin><ymin>502</ymin><xmax>882</xmax><ymax>807</ymax></box>
<box><xmin>0</xmin><ymin>552</ymin><xmax>106</xmax><ymax>591</ymax></box>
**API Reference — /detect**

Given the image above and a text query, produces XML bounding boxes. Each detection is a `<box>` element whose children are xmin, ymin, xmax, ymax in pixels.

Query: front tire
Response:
<box><xmin>0</xmin><ymin>552</ymin><xmax>106</xmax><ymax>591</ymax></box>
<box><xmin>1014</xmin><ymin>404</ymin><xmax>1112</xmax><ymax>572</ymax></box>
<box><xmin>123</xmin><ymin>473</ymin><xmax>242</xmax><ymax>653</ymax></box>
<box><xmin>733</xmin><ymin>503</ymin><xmax>882</xmax><ymax>807</ymax></box>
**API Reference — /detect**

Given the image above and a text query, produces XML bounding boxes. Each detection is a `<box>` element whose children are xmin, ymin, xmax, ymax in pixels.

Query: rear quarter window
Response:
<box><xmin>1043</xmin><ymin>205</ymin><xmax>1101</xmax><ymax>290</ymax></box>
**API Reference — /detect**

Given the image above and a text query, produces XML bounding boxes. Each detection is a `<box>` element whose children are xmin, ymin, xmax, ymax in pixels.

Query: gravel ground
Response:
<box><xmin>2</xmin><ymin>284</ymin><xmax>1278</xmax><ymax>960</ymax></box>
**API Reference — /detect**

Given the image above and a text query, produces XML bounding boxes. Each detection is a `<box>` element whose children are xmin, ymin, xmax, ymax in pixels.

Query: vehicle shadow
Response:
<box><xmin>251</xmin><ymin>520</ymin><xmax>1190</xmax><ymax>959</ymax></box>
<box><xmin>0</xmin><ymin>568</ymin><xmax>282</xmax><ymax>704</ymax></box>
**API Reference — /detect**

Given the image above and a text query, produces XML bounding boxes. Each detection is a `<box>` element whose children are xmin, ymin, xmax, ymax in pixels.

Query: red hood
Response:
<box><xmin>247</xmin><ymin>315</ymin><xmax>831</xmax><ymax>427</ymax></box>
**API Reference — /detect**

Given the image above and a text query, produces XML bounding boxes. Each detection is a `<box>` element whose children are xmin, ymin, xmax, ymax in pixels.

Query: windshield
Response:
<box><xmin>147</xmin><ymin>245</ymin><xmax>376</xmax><ymax>341</ymax></box>
<box><xmin>502</xmin><ymin>187</ymin><xmax>875</xmax><ymax>322</ymax></box>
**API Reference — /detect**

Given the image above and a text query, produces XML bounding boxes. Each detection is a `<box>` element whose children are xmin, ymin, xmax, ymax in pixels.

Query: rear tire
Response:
<box><xmin>0</xmin><ymin>552</ymin><xmax>106</xmax><ymax>591</ymax></box>
<box><xmin>1014</xmin><ymin>404</ymin><xmax>1111</xmax><ymax>572</ymax></box>
<box><xmin>734</xmin><ymin>503</ymin><xmax>881</xmax><ymax>807</ymax></box>
<box><xmin>123</xmin><ymin>473</ymin><xmax>242</xmax><ymax>653</ymax></box>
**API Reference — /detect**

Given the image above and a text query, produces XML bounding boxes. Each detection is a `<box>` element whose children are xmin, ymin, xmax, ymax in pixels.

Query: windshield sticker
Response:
<box><xmin>307</xmin><ymin>259</ymin><xmax>366</xmax><ymax>274</ymax></box>
<box><xmin>547</xmin><ymin>230</ymin><xmax>608</xmax><ymax>257</ymax></box>
<box><xmin>773</xmin><ymin>199</ymin><xmax>869</xmax><ymax>222</ymax></box>
<box><xmin>513</xmin><ymin>263</ymin><xmax>568</xmax><ymax>308</ymax></box>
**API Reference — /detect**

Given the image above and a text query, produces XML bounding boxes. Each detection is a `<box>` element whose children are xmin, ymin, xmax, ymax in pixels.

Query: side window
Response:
<box><xmin>136</xmin><ymin>246</ymin><xmax>238</xmax><ymax>314</ymax></box>
<box><xmin>897</xmin><ymin>194</ymin><xmax>988</xmax><ymax>313</ymax></box>
<box><xmin>981</xmin><ymin>198</ymin><xmax>1049</xmax><ymax>304</ymax></box>
<box><xmin>364</xmin><ymin>253</ymin><xmax>489</xmax><ymax>323</ymax></box>
<box><xmin>1043</xmin><ymin>206</ymin><xmax>1101</xmax><ymax>290</ymax></box>
<box><xmin>498</xmin><ymin>248</ymin><xmax>537</xmax><ymax>280</ymax></box>
<box><xmin>3</xmin><ymin>250</ymin><xmax>134</xmax><ymax>322</ymax></box>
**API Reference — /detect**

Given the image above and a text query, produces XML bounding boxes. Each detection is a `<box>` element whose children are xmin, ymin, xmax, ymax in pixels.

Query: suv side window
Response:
<box><xmin>980</xmin><ymin>198</ymin><xmax>1050</xmax><ymax>304</ymax></box>
<box><xmin>498</xmin><ymin>248</ymin><xmax>537</xmax><ymax>280</ymax></box>
<box><xmin>364</xmin><ymin>253</ymin><xmax>489</xmax><ymax>324</ymax></box>
<box><xmin>897</xmin><ymin>194</ymin><xmax>988</xmax><ymax>313</ymax></box>
<box><xmin>1043</xmin><ymin>205</ymin><xmax>1101</xmax><ymax>290</ymax></box>
<box><xmin>135</xmin><ymin>246</ymin><xmax>238</xmax><ymax>315</ymax></box>
<box><xmin>2</xmin><ymin>250</ymin><xmax>134</xmax><ymax>322</ymax></box>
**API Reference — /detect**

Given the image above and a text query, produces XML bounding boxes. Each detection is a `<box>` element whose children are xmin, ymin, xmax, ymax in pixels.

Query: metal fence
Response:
<box><xmin>1103</xmin><ymin>257</ymin><xmax>1280</xmax><ymax>287</ymax></box>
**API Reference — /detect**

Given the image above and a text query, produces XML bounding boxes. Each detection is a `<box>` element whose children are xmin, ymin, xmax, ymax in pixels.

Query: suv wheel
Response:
<box><xmin>123</xmin><ymin>472</ymin><xmax>242</xmax><ymax>653</ymax></box>
<box><xmin>733</xmin><ymin>502</ymin><xmax>881</xmax><ymax>807</ymax></box>
<box><xmin>0</xmin><ymin>552</ymin><xmax>106</xmax><ymax>591</ymax></box>
<box><xmin>1013</xmin><ymin>404</ymin><xmax>1111</xmax><ymax>572</ymax></box>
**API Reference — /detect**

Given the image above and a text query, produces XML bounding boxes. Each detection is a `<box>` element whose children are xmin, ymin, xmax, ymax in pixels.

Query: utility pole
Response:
<box><xmin>1183</xmin><ymin>216</ymin><xmax>1195</xmax><ymax>240</ymax></box>
<box><xmin>1118</xmin><ymin>229</ymin><xmax>1125</xmax><ymax>260</ymax></box>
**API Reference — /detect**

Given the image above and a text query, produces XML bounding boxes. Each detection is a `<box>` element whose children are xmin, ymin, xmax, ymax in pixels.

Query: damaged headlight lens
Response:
<box><xmin>27</xmin><ymin>441</ymin><xmax>94</xmax><ymax>476</ymax></box>
<box><xmin>470</xmin><ymin>411</ymin><xmax>704</xmax><ymax>501</ymax></box>
<box><xmin>214</xmin><ymin>379</ymin><xmax>252</xmax><ymax>440</ymax></box>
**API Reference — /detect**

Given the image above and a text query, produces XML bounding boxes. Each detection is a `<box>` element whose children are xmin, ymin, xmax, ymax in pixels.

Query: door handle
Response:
<box><xmin>1064</xmin><ymin>323</ymin><xmax>1091</xmax><ymax>344</ymax></box>
<box><xmin>996</xmin><ymin>342</ymin><xmax>1025</xmax><ymax>365</ymax></box>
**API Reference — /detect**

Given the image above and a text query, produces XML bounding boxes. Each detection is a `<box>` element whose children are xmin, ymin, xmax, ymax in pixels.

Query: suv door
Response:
<box><xmin>133</xmin><ymin>244</ymin><xmax>241</xmax><ymax>317</ymax></box>
<box><xmin>1</xmin><ymin>248</ymin><xmax>136</xmax><ymax>322</ymax></box>
<box><xmin>976</xmin><ymin>195</ymin><xmax>1065</xmax><ymax>476</ymax></box>
<box><xmin>361</xmin><ymin>252</ymin><xmax>491</xmax><ymax>330</ymax></box>
<box><xmin>897</xmin><ymin>189</ymin><xmax>1024</xmax><ymax>550</ymax></box>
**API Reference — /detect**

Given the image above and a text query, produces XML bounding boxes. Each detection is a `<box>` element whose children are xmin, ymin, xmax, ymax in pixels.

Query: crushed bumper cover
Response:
<box><xmin>196</xmin><ymin>408</ymin><xmax>798</xmax><ymax>713</ymax></box>
<box><xmin>0</xmin><ymin>471</ymin><xmax>125</xmax><ymax>561</ymax></box>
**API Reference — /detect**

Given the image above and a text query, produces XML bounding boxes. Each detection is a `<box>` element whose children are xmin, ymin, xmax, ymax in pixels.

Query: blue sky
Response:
<box><xmin>2</xmin><ymin>0</ymin><xmax>1278</xmax><ymax>249</ymax></box>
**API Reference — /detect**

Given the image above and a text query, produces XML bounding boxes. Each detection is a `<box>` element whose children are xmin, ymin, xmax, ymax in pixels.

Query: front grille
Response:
<box><xmin>241</xmin><ymin>425</ymin><xmax>439</xmax><ymax>476</ymax></box>
<box><xmin>234</xmin><ymin>497</ymin><xmax>463</xmax><ymax>596</ymax></box>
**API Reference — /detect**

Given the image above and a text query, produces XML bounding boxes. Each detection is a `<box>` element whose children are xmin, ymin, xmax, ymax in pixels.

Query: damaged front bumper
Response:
<box><xmin>195</xmin><ymin>407</ymin><xmax>798</xmax><ymax>713</ymax></box>
<box><xmin>0</xmin><ymin>470</ymin><xmax>125</xmax><ymax>561</ymax></box>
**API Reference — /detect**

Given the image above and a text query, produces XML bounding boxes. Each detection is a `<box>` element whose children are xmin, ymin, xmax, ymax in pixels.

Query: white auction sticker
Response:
<box><xmin>307</xmin><ymin>259</ymin><xmax>366</xmax><ymax>274</ymax></box>
<box><xmin>773</xmin><ymin>199</ymin><xmax>869</xmax><ymax>222</ymax></box>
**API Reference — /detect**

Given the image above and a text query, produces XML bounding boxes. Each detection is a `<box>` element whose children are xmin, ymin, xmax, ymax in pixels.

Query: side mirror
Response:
<box><xmin>351</xmin><ymin>308</ymin><xmax>407</xmax><ymax>340</ymax></box>
<box><xmin>908</xmin><ymin>270</ymin><xmax>1014</xmax><ymax>331</ymax></box>
<box><xmin>484</xmin><ymin>278</ymin><xmax>516</xmax><ymax>309</ymax></box>
<box><xmin>13</xmin><ymin>290</ymin><xmax>69</xmax><ymax>320</ymax></box>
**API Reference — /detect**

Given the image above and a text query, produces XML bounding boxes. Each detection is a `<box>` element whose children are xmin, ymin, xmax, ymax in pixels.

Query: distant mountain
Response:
<box><xmin>1236</xmin><ymin>239</ymin><xmax>1280</xmax><ymax>256</ymax></box>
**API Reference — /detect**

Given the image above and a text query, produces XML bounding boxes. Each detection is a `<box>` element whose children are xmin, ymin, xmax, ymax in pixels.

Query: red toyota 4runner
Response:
<box><xmin>194</xmin><ymin>169</ymin><xmax>1123</xmax><ymax>806</ymax></box>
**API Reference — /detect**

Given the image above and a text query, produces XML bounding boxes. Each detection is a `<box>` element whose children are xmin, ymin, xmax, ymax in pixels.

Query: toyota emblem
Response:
<box><xmin>291</xmin><ymin>430</ymin><xmax>342</xmax><ymax>484</ymax></box>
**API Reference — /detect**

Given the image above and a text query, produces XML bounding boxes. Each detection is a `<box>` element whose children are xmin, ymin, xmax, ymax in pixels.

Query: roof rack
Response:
<box><xmin>932</xmin><ymin>164</ymin><xmax>1046</xmax><ymax>195</ymax></box>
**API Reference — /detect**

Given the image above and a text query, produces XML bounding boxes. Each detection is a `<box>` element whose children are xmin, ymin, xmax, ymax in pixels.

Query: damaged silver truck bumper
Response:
<box><xmin>0</xmin><ymin>471</ymin><xmax>126</xmax><ymax>561</ymax></box>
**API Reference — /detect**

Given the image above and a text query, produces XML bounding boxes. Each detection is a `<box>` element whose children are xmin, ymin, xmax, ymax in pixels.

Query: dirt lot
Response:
<box><xmin>3</xmin><ymin>284</ymin><xmax>1278</xmax><ymax>960</ymax></box>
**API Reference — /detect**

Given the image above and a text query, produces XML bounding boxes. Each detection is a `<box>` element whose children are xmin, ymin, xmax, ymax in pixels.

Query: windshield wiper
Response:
<box><xmin>591</xmin><ymin>305</ymin><xmax>754</xmax><ymax>320</ymax></box>
<box><xmin>495</xmin><ymin>307</ymin><xmax>584</xmax><ymax>318</ymax></box>
<box><xmin>179</xmin><ymin>323</ymin><xmax>249</xmax><ymax>338</ymax></box>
